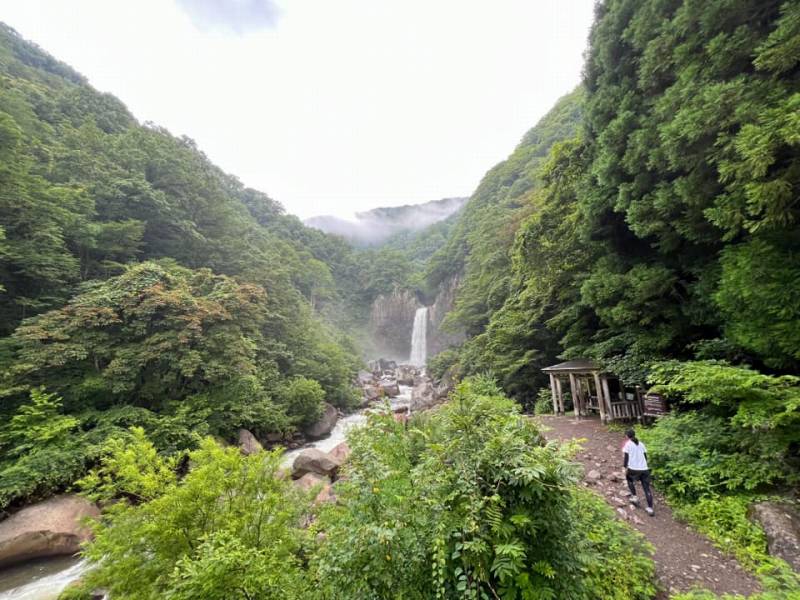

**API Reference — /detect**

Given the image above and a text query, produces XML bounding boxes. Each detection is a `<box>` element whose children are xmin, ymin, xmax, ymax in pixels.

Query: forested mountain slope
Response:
<box><xmin>431</xmin><ymin>0</ymin><xmax>800</xmax><ymax>395</ymax></box>
<box><xmin>0</xmin><ymin>23</ymin><xmax>365</xmax><ymax>509</ymax></box>
<box><xmin>424</xmin><ymin>1</ymin><xmax>800</xmax><ymax>592</ymax></box>
<box><xmin>420</xmin><ymin>88</ymin><xmax>583</xmax><ymax>394</ymax></box>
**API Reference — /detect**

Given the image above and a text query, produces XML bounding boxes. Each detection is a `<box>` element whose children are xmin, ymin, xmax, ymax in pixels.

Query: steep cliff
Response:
<box><xmin>368</xmin><ymin>289</ymin><xmax>419</xmax><ymax>360</ymax></box>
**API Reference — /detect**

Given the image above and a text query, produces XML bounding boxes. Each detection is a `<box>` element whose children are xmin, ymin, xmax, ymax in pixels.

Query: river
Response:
<box><xmin>0</xmin><ymin>557</ymin><xmax>89</xmax><ymax>600</ymax></box>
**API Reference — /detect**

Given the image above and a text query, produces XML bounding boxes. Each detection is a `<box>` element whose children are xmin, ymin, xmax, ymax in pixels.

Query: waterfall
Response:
<box><xmin>409</xmin><ymin>307</ymin><xmax>428</xmax><ymax>366</ymax></box>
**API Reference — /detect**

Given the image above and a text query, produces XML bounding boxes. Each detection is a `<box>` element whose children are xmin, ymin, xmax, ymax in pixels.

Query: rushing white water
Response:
<box><xmin>0</xmin><ymin>558</ymin><xmax>89</xmax><ymax>600</ymax></box>
<box><xmin>409</xmin><ymin>307</ymin><xmax>428</xmax><ymax>367</ymax></box>
<box><xmin>281</xmin><ymin>385</ymin><xmax>413</xmax><ymax>468</ymax></box>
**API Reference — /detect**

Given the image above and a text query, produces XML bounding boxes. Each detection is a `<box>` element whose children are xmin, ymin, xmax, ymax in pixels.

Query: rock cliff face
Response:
<box><xmin>428</xmin><ymin>276</ymin><xmax>465</xmax><ymax>356</ymax></box>
<box><xmin>369</xmin><ymin>278</ymin><xmax>464</xmax><ymax>362</ymax></box>
<box><xmin>369</xmin><ymin>289</ymin><xmax>419</xmax><ymax>360</ymax></box>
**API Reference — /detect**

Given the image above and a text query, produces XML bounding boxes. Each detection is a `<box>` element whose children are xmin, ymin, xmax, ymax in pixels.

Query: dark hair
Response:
<box><xmin>626</xmin><ymin>428</ymin><xmax>639</xmax><ymax>445</ymax></box>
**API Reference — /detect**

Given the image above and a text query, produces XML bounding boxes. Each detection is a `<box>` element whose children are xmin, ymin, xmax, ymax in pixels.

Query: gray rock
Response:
<box><xmin>411</xmin><ymin>380</ymin><xmax>437</xmax><ymax>411</ymax></box>
<box><xmin>587</xmin><ymin>469</ymin><xmax>602</xmax><ymax>481</ymax></box>
<box><xmin>304</xmin><ymin>403</ymin><xmax>338</xmax><ymax>439</ymax></box>
<box><xmin>0</xmin><ymin>495</ymin><xmax>100</xmax><ymax>568</ymax></box>
<box><xmin>396</xmin><ymin>366</ymin><xmax>416</xmax><ymax>386</ymax></box>
<box><xmin>380</xmin><ymin>380</ymin><xmax>400</xmax><ymax>397</ymax></box>
<box><xmin>264</xmin><ymin>431</ymin><xmax>284</xmax><ymax>443</ymax></box>
<box><xmin>238</xmin><ymin>428</ymin><xmax>263</xmax><ymax>455</ymax></box>
<box><xmin>329</xmin><ymin>442</ymin><xmax>351</xmax><ymax>463</ymax></box>
<box><xmin>750</xmin><ymin>501</ymin><xmax>800</xmax><ymax>571</ymax></box>
<box><xmin>293</xmin><ymin>472</ymin><xmax>329</xmax><ymax>492</ymax></box>
<box><xmin>292</xmin><ymin>448</ymin><xmax>341</xmax><ymax>479</ymax></box>
<box><xmin>379</xmin><ymin>359</ymin><xmax>398</xmax><ymax>371</ymax></box>
<box><xmin>364</xmin><ymin>385</ymin><xmax>381</xmax><ymax>402</ymax></box>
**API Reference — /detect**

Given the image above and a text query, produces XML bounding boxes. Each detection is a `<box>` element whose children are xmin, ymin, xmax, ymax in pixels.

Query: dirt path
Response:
<box><xmin>537</xmin><ymin>415</ymin><xmax>761</xmax><ymax>598</ymax></box>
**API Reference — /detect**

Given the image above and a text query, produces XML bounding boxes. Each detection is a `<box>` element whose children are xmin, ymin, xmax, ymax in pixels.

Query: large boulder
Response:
<box><xmin>750</xmin><ymin>501</ymin><xmax>800</xmax><ymax>571</ymax></box>
<box><xmin>292</xmin><ymin>448</ymin><xmax>341</xmax><ymax>479</ymax></box>
<box><xmin>379</xmin><ymin>358</ymin><xmax>398</xmax><ymax>372</ymax></box>
<box><xmin>434</xmin><ymin>370</ymin><xmax>455</xmax><ymax>401</ymax></box>
<box><xmin>238</xmin><ymin>428</ymin><xmax>263</xmax><ymax>455</ymax></box>
<box><xmin>380</xmin><ymin>379</ymin><xmax>400</xmax><ymax>397</ymax></box>
<box><xmin>293</xmin><ymin>472</ymin><xmax>329</xmax><ymax>492</ymax></box>
<box><xmin>329</xmin><ymin>441</ymin><xmax>351</xmax><ymax>463</ymax></box>
<box><xmin>411</xmin><ymin>380</ymin><xmax>437</xmax><ymax>411</ymax></box>
<box><xmin>396</xmin><ymin>366</ymin><xmax>416</xmax><ymax>386</ymax></box>
<box><xmin>364</xmin><ymin>385</ymin><xmax>381</xmax><ymax>402</ymax></box>
<box><xmin>357</xmin><ymin>370</ymin><xmax>374</xmax><ymax>385</ymax></box>
<box><xmin>304</xmin><ymin>403</ymin><xmax>338</xmax><ymax>439</ymax></box>
<box><xmin>0</xmin><ymin>495</ymin><xmax>100</xmax><ymax>568</ymax></box>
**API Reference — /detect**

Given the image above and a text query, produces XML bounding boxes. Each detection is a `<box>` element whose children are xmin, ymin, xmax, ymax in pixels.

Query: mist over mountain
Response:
<box><xmin>305</xmin><ymin>197</ymin><xmax>467</xmax><ymax>247</ymax></box>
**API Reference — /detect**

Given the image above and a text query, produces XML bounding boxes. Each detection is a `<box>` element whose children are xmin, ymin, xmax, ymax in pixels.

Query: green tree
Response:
<box><xmin>78</xmin><ymin>435</ymin><xmax>311</xmax><ymax>600</ymax></box>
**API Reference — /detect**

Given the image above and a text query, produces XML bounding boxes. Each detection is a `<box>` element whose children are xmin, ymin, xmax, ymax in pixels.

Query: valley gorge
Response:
<box><xmin>2</xmin><ymin>1</ymin><xmax>800</xmax><ymax>598</ymax></box>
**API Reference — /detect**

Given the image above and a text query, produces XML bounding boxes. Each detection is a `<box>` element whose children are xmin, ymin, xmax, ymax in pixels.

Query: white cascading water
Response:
<box><xmin>0</xmin><ymin>559</ymin><xmax>89</xmax><ymax>600</ymax></box>
<box><xmin>409</xmin><ymin>307</ymin><xmax>428</xmax><ymax>367</ymax></box>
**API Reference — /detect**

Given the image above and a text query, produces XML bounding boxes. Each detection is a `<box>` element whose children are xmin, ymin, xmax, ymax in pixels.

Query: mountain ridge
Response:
<box><xmin>305</xmin><ymin>196</ymin><xmax>467</xmax><ymax>247</ymax></box>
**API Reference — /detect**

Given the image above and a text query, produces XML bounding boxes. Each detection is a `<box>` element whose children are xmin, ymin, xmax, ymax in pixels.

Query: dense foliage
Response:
<box><xmin>67</xmin><ymin>378</ymin><xmax>655</xmax><ymax>600</ymax></box>
<box><xmin>430</xmin><ymin>0</ymin><xmax>800</xmax><ymax>393</ymax></box>
<box><xmin>312</xmin><ymin>377</ymin><xmax>655</xmax><ymax>600</ymax></box>
<box><xmin>638</xmin><ymin>361</ymin><xmax>800</xmax><ymax>595</ymax></box>
<box><xmin>412</xmin><ymin>2</ymin><xmax>800</xmax><ymax>594</ymax></box>
<box><xmin>0</xmin><ymin>23</ymin><xmax>364</xmax><ymax>508</ymax></box>
<box><xmin>643</xmin><ymin>361</ymin><xmax>800</xmax><ymax>501</ymax></box>
<box><xmin>76</xmin><ymin>430</ymin><xmax>311</xmax><ymax>599</ymax></box>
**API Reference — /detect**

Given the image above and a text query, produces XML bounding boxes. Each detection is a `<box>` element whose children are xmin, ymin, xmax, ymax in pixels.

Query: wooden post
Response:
<box><xmin>601</xmin><ymin>376</ymin><xmax>613</xmax><ymax>420</ymax></box>
<box><xmin>555</xmin><ymin>377</ymin><xmax>564</xmax><ymax>415</ymax></box>
<box><xmin>569</xmin><ymin>373</ymin><xmax>580</xmax><ymax>419</ymax></box>
<box><xmin>635</xmin><ymin>385</ymin><xmax>644</xmax><ymax>423</ymax></box>
<box><xmin>549</xmin><ymin>374</ymin><xmax>558</xmax><ymax>414</ymax></box>
<box><xmin>593</xmin><ymin>371</ymin><xmax>607</xmax><ymax>423</ymax></box>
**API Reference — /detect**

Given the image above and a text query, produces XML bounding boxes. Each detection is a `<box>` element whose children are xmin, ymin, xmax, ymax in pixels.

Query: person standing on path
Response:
<box><xmin>623</xmin><ymin>428</ymin><xmax>655</xmax><ymax>516</ymax></box>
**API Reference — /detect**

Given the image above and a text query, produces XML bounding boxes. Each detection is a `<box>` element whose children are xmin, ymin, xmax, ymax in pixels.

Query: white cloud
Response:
<box><xmin>176</xmin><ymin>0</ymin><xmax>281</xmax><ymax>34</ymax></box>
<box><xmin>0</xmin><ymin>0</ymin><xmax>595</xmax><ymax>219</ymax></box>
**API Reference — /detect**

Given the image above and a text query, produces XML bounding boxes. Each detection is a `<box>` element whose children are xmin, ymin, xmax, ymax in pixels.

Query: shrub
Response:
<box><xmin>534</xmin><ymin>387</ymin><xmax>554</xmax><ymax>415</ymax></box>
<box><xmin>78</xmin><ymin>435</ymin><xmax>311</xmax><ymax>599</ymax></box>
<box><xmin>645</xmin><ymin>361</ymin><xmax>800</xmax><ymax>500</ymax></box>
<box><xmin>427</xmin><ymin>347</ymin><xmax>462</xmax><ymax>381</ymax></box>
<box><xmin>311</xmin><ymin>375</ymin><xmax>655</xmax><ymax>599</ymax></box>
<box><xmin>279</xmin><ymin>376</ymin><xmax>326</xmax><ymax>428</ymax></box>
<box><xmin>0</xmin><ymin>388</ymin><xmax>87</xmax><ymax>508</ymax></box>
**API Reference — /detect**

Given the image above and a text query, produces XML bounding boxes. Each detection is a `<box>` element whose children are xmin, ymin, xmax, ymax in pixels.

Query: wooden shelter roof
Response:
<box><xmin>541</xmin><ymin>359</ymin><xmax>599</xmax><ymax>373</ymax></box>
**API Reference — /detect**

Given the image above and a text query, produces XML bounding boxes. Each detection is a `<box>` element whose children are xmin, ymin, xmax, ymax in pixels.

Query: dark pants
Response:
<box><xmin>626</xmin><ymin>469</ymin><xmax>653</xmax><ymax>508</ymax></box>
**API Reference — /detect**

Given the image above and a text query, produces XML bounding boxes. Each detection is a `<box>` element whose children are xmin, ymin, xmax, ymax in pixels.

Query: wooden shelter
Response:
<box><xmin>542</xmin><ymin>360</ymin><xmax>643</xmax><ymax>422</ymax></box>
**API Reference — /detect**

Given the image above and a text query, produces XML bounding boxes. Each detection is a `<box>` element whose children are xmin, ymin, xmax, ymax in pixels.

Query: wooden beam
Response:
<box><xmin>569</xmin><ymin>373</ymin><xmax>580</xmax><ymax>419</ymax></box>
<box><xmin>593</xmin><ymin>371</ymin><xmax>608</xmax><ymax>423</ymax></box>
<box><xmin>635</xmin><ymin>385</ymin><xmax>644</xmax><ymax>423</ymax></box>
<box><xmin>601</xmin><ymin>377</ymin><xmax>613</xmax><ymax>420</ymax></box>
<box><xmin>549</xmin><ymin>374</ymin><xmax>558</xmax><ymax>414</ymax></box>
<box><xmin>555</xmin><ymin>377</ymin><xmax>564</xmax><ymax>415</ymax></box>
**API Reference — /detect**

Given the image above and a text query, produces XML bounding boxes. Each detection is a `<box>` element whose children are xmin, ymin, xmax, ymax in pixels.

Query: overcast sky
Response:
<box><xmin>2</xmin><ymin>1</ymin><xmax>595</xmax><ymax>219</ymax></box>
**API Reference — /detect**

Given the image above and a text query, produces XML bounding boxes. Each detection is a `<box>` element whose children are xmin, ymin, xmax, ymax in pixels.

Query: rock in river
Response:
<box><xmin>238</xmin><ymin>428</ymin><xmax>263</xmax><ymax>455</ymax></box>
<box><xmin>329</xmin><ymin>441</ymin><xmax>351</xmax><ymax>463</ymax></box>
<box><xmin>380</xmin><ymin>379</ymin><xmax>400</xmax><ymax>397</ymax></box>
<box><xmin>304</xmin><ymin>402</ymin><xmax>338</xmax><ymax>439</ymax></box>
<box><xmin>0</xmin><ymin>495</ymin><xmax>100</xmax><ymax>568</ymax></box>
<box><xmin>292</xmin><ymin>448</ymin><xmax>341</xmax><ymax>479</ymax></box>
